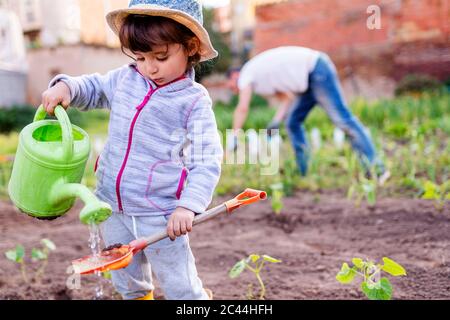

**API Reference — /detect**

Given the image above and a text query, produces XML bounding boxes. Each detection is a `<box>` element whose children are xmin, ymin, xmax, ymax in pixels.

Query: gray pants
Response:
<box><xmin>100</xmin><ymin>212</ymin><xmax>209</xmax><ymax>300</ymax></box>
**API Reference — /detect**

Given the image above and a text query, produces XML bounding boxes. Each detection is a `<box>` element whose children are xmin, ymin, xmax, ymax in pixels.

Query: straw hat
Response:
<box><xmin>106</xmin><ymin>0</ymin><xmax>218</xmax><ymax>62</ymax></box>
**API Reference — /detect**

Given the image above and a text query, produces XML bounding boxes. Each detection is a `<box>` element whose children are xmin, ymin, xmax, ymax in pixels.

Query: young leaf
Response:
<box><xmin>16</xmin><ymin>245</ymin><xmax>25</xmax><ymax>261</ymax></box>
<box><xmin>31</xmin><ymin>248</ymin><xmax>47</xmax><ymax>262</ymax></box>
<box><xmin>381</xmin><ymin>257</ymin><xmax>407</xmax><ymax>276</ymax></box>
<box><xmin>362</xmin><ymin>183</ymin><xmax>374</xmax><ymax>194</ymax></box>
<box><xmin>336</xmin><ymin>263</ymin><xmax>357</xmax><ymax>284</ymax></box>
<box><xmin>271</xmin><ymin>187</ymin><xmax>284</xmax><ymax>215</ymax></box>
<box><xmin>262</xmin><ymin>255</ymin><xmax>281</xmax><ymax>263</ymax></box>
<box><xmin>366</xmin><ymin>190</ymin><xmax>376</xmax><ymax>206</ymax></box>
<box><xmin>362</xmin><ymin>182</ymin><xmax>376</xmax><ymax>206</ymax></box>
<box><xmin>361</xmin><ymin>278</ymin><xmax>393</xmax><ymax>300</ymax></box>
<box><xmin>422</xmin><ymin>181</ymin><xmax>440</xmax><ymax>200</ymax></box>
<box><xmin>248</xmin><ymin>254</ymin><xmax>261</xmax><ymax>263</ymax></box>
<box><xmin>103</xmin><ymin>271</ymin><xmax>112</xmax><ymax>280</ymax></box>
<box><xmin>352</xmin><ymin>258</ymin><xmax>364</xmax><ymax>269</ymax></box>
<box><xmin>271</xmin><ymin>198</ymin><xmax>283</xmax><ymax>215</ymax></box>
<box><xmin>5</xmin><ymin>250</ymin><xmax>18</xmax><ymax>262</ymax></box>
<box><xmin>229</xmin><ymin>260</ymin><xmax>246</xmax><ymax>279</ymax></box>
<box><xmin>41</xmin><ymin>239</ymin><xmax>56</xmax><ymax>251</ymax></box>
<box><xmin>6</xmin><ymin>245</ymin><xmax>25</xmax><ymax>263</ymax></box>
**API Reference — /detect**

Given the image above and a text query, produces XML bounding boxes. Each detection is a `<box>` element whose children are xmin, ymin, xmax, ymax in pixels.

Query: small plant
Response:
<box><xmin>5</xmin><ymin>245</ymin><xmax>27</xmax><ymax>282</ymax></box>
<box><xmin>336</xmin><ymin>257</ymin><xmax>407</xmax><ymax>300</ymax></box>
<box><xmin>346</xmin><ymin>154</ymin><xmax>377</xmax><ymax>207</ymax></box>
<box><xmin>420</xmin><ymin>180</ymin><xmax>450</xmax><ymax>211</ymax></box>
<box><xmin>361</xmin><ymin>177</ymin><xmax>377</xmax><ymax>207</ymax></box>
<box><xmin>229</xmin><ymin>254</ymin><xmax>281</xmax><ymax>300</ymax></box>
<box><xmin>32</xmin><ymin>239</ymin><xmax>57</xmax><ymax>282</ymax></box>
<box><xmin>5</xmin><ymin>239</ymin><xmax>56</xmax><ymax>283</ymax></box>
<box><xmin>280</xmin><ymin>158</ymin><xmax>297</xmax><ymax>197</ymax></box>
<box><xmin>269</xmin><ymin>183</ymin><xmax>284</xmax><ymax>215</ymax></box>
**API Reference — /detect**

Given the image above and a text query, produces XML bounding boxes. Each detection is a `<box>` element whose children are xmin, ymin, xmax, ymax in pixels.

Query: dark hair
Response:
<box><xmin>119</xmin><ymin>15</ymin><xmax>201</xmax><ymax>70</ymax></box>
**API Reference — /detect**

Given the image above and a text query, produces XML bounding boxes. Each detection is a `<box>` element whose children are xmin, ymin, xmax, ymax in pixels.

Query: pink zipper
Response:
<box><xmin>115</xmin><ymin>88</ymin><xmax>154</xmax><ymax>211</ymax></box>
<box><xmin>115</xmin><ymin>72</ymin><xmax>187</xmax><ymax>212</ymax></box>
<box><xmin>176</xmin><ymin>167</ymin><xmax>189</xmax><ymax>200</ymax></box>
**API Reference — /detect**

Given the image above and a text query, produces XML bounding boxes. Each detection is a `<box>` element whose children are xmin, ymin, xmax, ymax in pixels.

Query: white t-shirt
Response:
<box><xmin>238</xmin><ymin>46</ymin><xmax>320</xmax><ymax>96</ymax></box>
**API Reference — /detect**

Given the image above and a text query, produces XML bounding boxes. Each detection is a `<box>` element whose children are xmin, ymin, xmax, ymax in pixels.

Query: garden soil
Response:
<box><xmin>0</xmin><ymin>192</ymin><xmax>449</xmax><ymax>300</ymax></box>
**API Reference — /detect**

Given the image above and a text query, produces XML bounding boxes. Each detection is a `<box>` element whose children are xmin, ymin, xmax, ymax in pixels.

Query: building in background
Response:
<box><xmin>0</xmin><ymin>7</ymin><xmax>27</xmax><ymax>107</ymax></box>
<box><xmin>228</xmin><ymin>0</ymin><xmax>254</xmax><ymax>63</ymax></box>
<box><xmin>0</xmin><ymin>0</ymin><xmax>130</xmax><ymax>106</ymax></box>
<box><xmin>79</xmin><ymin>0</ymin><xmax>128</xmax><ymax>48</ymax></box>
<box><xmin>216</xmin><ymin>0</ymin><xmax>449</xmax><ymax>98</ymax></box>
<box><xmin>212</xmin><ymin>0</ymin><xmax>287</xmax><ymax>65</ymax></box>
<box><xmin>0</xmin><ymin>0</ymin><xmax>128</xmax><ymax>48</ymax></box>
<box><xmin>0</xmin><ymin>0</ymin><xmax>42</xmax><ymax>34</ymax></box>
<box><xmin>253</xmin><ymin>0</ymin><xmax>449</xmax><ymax>78</ymax></box>
<box><xmin>0</xmin><ymin>0</ymin><xmax>79</xmax><ymax>48</ymax></box>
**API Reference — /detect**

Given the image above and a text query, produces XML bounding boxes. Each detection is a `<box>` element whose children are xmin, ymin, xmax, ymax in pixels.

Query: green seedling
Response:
<box><xmin>5</xmin><ymin>239</ymin><xmax>56</xmax><ymax>283</ymax></box>
<box><xmin>229</xmin><ymin>254</ymin><xmax>281</xmax><ymax>300</ymax></box>
<box><xmin>346</xmin><ymin>153</ymin><xmax>377</xmax><ymax>207</ymax></box>
<box><xmin>5</xmin><ymin>245</ymin><xmax>27</xmax><ymax>282</ymax></box>
<box><xmin>32</xmin><ymin>239</ymin><xmax>56</xmax><ymax>282</ymax></box>
<box><xmin>421</xmin><ymin>180</ymin><xmax>450</xmax><ymax>211</ymax></box>
<box><xmin>336</xmin><ymin>257</ymin><xmax>407</xmax><ymax>300</ymax></box>
<box><xmin>269</xmin><ymin>183</ymin><xmax>284</xmax><ymax>215</ymax></box>
<box><xmin>361</xmin><ymin>177</ymin><xmax>377</xmax><ymax>207</ymax></box>
<box><xmin>347</xmin><ymin>168</ymin><xmax>378</xmax><ymax>207</ymax></box>
<box><xmin>281</xmin><ymin>158</ymin><xmax>297</xmax><ymax>197</ymax></box>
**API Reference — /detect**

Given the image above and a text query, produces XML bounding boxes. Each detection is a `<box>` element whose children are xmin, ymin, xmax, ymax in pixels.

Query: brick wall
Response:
<box><xmin>254</xmin><ymin>0</ymin><xmax>450</xmax><ymax>86</ymax></box>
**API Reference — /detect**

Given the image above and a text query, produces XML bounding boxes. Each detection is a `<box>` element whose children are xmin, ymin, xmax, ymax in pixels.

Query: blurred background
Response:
<box><xmin>0</xmin><ymin>0</ymin><xmax>449</xmax><ymax>202</ymax></box>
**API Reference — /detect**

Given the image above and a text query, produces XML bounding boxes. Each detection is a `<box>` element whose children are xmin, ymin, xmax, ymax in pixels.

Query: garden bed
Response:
<box><xmin>0</xmin><ymin>192</ymin><xmax>449</xmax><ymax>300</ymax></box>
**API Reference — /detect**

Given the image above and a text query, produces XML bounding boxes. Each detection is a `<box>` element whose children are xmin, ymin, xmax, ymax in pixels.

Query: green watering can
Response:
<box><xmin>8</xmin><ymin>105</ymin><xmax>112</xmax><ymax>225</ymax></box>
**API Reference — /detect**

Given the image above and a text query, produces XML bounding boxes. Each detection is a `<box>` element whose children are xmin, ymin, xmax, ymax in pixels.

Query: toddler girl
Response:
<box><xmin>41</xmin><ymin>0</ymin><xmax>222</xmax><ymax>300</ymax></box>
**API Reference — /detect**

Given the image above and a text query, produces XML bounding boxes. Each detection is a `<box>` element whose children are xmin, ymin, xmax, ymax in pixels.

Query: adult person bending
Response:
<box><xmin>228</xmin><ymin>46</ymin><xmax>388</xmax><ymax>181</ymax></box>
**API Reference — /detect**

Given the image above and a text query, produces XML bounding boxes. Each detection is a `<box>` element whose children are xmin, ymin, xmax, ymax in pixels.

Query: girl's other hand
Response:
<box><xmin>41</xmin><ymin>81</ymin><xmax>71</xmax><ymax>116</ymax></box>
<box><xmin>166</xmin><ymin>207</ymin><xmax>195</xmax><ymax>241</ymax></box>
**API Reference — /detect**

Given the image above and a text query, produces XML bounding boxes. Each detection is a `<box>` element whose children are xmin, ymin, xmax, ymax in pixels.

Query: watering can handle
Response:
<box><xmin>34</xmin><ymin>105</ymin><xmax>74</xmax><ymax>161</ymax></box>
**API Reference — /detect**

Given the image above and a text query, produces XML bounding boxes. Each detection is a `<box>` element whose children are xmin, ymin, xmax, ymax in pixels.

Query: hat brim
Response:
<box><xmin>106</xmin><ymin>4</ymin><xmax>218</xmax><ymax>62</ymax></box>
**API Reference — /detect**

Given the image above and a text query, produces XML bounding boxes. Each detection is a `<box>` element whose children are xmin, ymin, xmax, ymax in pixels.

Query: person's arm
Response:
<box><xmin>266</xmin><ymin>92</ymin><xmax>295</xmax><ymax>134</ymax></box>
<box><xmin>177</xmin><ymin>94</ymin><xmax>223</xmax><ymax>215</ymax></box>
<box><xmin>232</xmin><ymin>85</ymin><xmax>253</xmax><ymax>134</ymax></box>
<box><xmin>272</xmin><ymin>91</ymin><xmax>295</xmax><ymax>123</ymax></box>
<box><xmin>44</xmin><ymin>66</ymin><xmax>127</xmax><ymax>113</ymax></box>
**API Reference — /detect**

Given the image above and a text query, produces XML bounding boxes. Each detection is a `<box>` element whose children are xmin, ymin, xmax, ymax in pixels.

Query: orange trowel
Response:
<box><xmin>72</xmin><ymin>189</ymin><xmax>267</xmax><ymax>274</ymax></box>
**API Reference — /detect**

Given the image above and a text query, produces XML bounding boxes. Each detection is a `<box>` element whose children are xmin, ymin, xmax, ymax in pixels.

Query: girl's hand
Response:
<box><xmin>41</xmin><ymin>81</ymin><xmax>71</xmax><ymax>116</ymax></box>
<box><xmin>166</xmin><ymin>207</ymin><xmax>195</xmax><ymax>241</ymax></box>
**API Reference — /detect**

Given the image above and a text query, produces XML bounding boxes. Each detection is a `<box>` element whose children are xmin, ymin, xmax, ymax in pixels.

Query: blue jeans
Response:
<box><xmin>285</xmin><ymin>53</ymin><xmax>383</xmax><ymax>176</ymax></box>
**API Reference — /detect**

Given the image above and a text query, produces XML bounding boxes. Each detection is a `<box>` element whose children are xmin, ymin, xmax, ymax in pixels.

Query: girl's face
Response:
<box><xmin>134</xmin><ymin>43</ymin><xmax>190</xmax><ymax>86</ymax></box>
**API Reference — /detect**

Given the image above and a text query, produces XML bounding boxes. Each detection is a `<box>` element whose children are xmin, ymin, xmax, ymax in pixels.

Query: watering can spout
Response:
<box><xmin>49</xmin><ymin>181</ymin><xmax>112</xmax><ymax>225</ymax></box>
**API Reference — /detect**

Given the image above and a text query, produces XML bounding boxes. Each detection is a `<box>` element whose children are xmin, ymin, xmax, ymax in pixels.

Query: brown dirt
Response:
<box><xmin>0</xmin><ymin>192</ymin><xmax>449</xmax><ymax>300</ymax></box>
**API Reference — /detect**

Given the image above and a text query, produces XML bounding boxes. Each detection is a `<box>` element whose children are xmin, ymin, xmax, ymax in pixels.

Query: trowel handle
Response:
<box><xmin>129</xmin><ymin>204</ymin><xmax>228</xmax><ymax>253</ymax></box>
<box><xmin>34</xmin><ymin>105</ymin><xmax>74</xmax><ymax>161</ymax></box>
<box><xmin>129</xmin><ymin>189</ymin><xmax>267</xmax><ymax>253</ymax></box>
